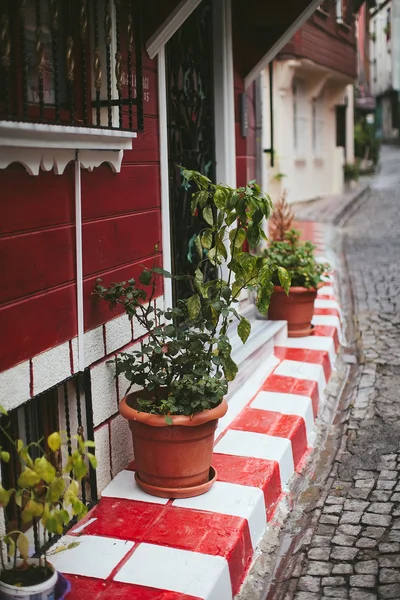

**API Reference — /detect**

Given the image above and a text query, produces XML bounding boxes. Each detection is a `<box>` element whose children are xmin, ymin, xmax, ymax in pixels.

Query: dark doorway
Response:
<box><xmin>165</xmin><ymin>0</ymin><xmax>216</xmax><ymax>304</ymax></box>
<box><xmin>336</xmin><ymin>105</ymin><xmax>347</xmax><ymax>157</ymax></box>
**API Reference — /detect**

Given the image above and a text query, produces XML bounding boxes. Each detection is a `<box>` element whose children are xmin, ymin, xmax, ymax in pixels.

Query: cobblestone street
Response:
<box><xmin>264</xmin><ymin>146</ymin><xmax>400</xmax><ymax>600</ymax></box>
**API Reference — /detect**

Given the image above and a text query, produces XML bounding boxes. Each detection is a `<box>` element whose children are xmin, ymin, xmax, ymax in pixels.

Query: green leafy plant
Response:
<box><xmin>0</xmin><ymin>406</ymin><xmax>96</xmax><ymax>587</ymax></box>
<box><xmin>266</xmin><ymin>229</ymin><xmax>330</xmax><ymax>289</ymax></box>
<box><xmin>344</xmin><ymin>161</ymin><xmax>359</xmax><ymax>182</ymax></box>
<box><xmin>95</xmin><ymin>169</ymin><xmax>290</xmax><ymax>421</ymax></box>
<box><xmin>354</xmin><ymin>119</ymin><xmax>380</xmax><ymax>165</ymax></box>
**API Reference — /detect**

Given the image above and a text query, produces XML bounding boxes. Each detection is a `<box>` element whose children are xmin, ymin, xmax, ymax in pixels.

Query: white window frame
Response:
<box><xmin>312</xmin><ymin>94</ymin><xmax>324</xmax><ymax>158</ymax></box>
<box><xmin>292</xmin><ymin>77</ymin><xmax>308</xmax><ymax>158</ymax></box>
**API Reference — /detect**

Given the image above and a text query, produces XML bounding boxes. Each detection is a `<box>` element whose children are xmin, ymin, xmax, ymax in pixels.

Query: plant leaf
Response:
<box><xmin>17</xmin><ymin>534</ymin><xmax>29</xmax><ymax>561</ymax></box>
<box><xmin>151</xmin><ymin>267</ymin><xmax>173</xmax><ymax>278</ymax></box>
<box><xmin>201</xmin><ymin>229</ymin><xmax>213</xmax><ymax>250</ymax></box>
<box><xmin>47</xmin><ymin>477</ymin><xmax>65</xmax><ymax>503</ymax></box>
<box><xmin>34</xmin><ymin>456</ymin><xmax>56</xmax><ymax>484</ymax></box>
<box><xmin>88</xmin><ymin>453</ymin><xmax>98</xmax><ymax>469</ymax></box>
<box><xmin>47</xmin><ymin>432</ymin><xmax>61</xmax><ymax>452</ymax></box>
<box><xmin>277</xmin><ymin>266</ymin><xmax>291</xmax><ymax>294</ymax></box>
<box><xmin>18</xmin><ymin>467</ymin><xmax>41</xmax><ymax>488</ymax></box>
<box><xmin>68</xmin><ymin>542</ymin><xmax>81</xmax><ymax>550</ymax></box>
<box><xmin>0</xmin><ymin>485</ymin><xmax>14</xmax><ymax>508</ymax></box>
<box><xmin>237</xmin><ymin>317</ymin><xmax>251</xmax><ymax>344</ymax></box>
<box><xmin>73</xmin><ymin>457</ymin><xmax>88</xmax><ymax>481</ymax></box>
<box><xmin>214</xmin><ymin>188</ymin><xmax>226</xmax><ymax>209</ymax></box>
<box><xmin>202</xmin><ymin>206</ymin><xmax>214</xmax><ymax>226</ymax></box>
<box><xmin>139</xmin><ymin>270</ymin><xmax>152</xmax><ymax>286</ymax></box>
<box><xmin>194</xmin><ymin>234</ymin><xmax>203</xmax><ymax>258</ymax></box>
<box><xmin>187</xmin><ymin>294</ymin><xmax>201</xmax><ymax>320</ymax></box>
<box><xmin>222</xmin><ymin>356</ymin><xmax>238</xmax><ymax>382</ymax></box>
<box><xmin>165</xmin><ymin>415</ymin><xmax>173</xmax><ymax>425</ymax></box>
<box><xmin>0</xmin><ymin>451</ymin><xmax>10</xmax><ymax>463</ymax></box>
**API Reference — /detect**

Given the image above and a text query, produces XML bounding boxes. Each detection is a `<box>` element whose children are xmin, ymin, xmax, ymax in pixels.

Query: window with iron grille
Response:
<box><xmin>0</xmin><ymin>0</ymin><xmax>143</xmax><ymax>132</ymax></box>
<box><xmin>312</xmin><ymin>94</ymin><xmax>325</xmax><ymax>157</ymax></box>
<box><xmin>292</xmin><ymin>78</ymin><xmax>308</xmax><ymax>158</ymax></box>
<box><xmin>0</xmin><ymin>371</ymin><xmax>97</xmax><ymax>555</ymax></box>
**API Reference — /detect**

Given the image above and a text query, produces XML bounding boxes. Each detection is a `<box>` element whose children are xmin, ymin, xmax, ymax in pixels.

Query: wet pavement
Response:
<box><xmin>262</xmin><ymin>146</ymin><xmax>400</xmax><ymax>600</ymax></box>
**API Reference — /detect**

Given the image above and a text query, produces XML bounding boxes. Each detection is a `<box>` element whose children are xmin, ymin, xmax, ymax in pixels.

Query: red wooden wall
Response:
<box><xmin>279</xmin><ymin>9</ymin><xmax>357</xmax><ymax>79</ymax></box>
<box><xmin>0</xmin><ymin>52</ymin><xmax>162</xmax><ymax>374</ymax></box>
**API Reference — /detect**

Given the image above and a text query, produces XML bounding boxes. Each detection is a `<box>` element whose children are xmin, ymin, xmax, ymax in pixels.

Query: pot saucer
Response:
<box><xmin>288</xmin><ymin>323</ymin><xmax>315</xmax><ymax>338</ymax></box>
<box><xmin>135</xmin><ymin>466</ymin><xmax>217</xmax><ymax>499</ymax></box>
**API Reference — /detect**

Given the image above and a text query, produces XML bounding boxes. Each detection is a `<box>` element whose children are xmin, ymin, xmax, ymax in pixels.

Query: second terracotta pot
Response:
<box><xmin>268</xmin><ymin>285</ymin><xmax>318</xmax><ymax>337</ymax></box>
<box><xmin>119</xmin><ymin>391</ymin><xmax>228</xmax><ymax>499</ymax></box>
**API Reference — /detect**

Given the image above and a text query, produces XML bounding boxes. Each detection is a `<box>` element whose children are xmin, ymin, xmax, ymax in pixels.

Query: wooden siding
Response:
<box><xmin>0</xmin><ymin>53</ymin><xmax>161</xmax><ymax>373</ymax></box>
<box><xmin>279</xmin><ymin>10</ymin><xmax>357</xmax><ymax>79</ymax></box>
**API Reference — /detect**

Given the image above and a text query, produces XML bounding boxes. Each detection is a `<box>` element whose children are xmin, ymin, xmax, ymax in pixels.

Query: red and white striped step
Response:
<box><xmin>48</xmin><ymin>227</ymin><xmax>341</xmax><ymax>600</ymax></box>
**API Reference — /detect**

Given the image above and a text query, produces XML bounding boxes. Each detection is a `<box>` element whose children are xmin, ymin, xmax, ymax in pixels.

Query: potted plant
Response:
<box><xmin>266</xmin><ymin>228</ymin><xmax>330</xmax><ymax>337</ymax></box>
<box><xmin>343</xmin><ymin>161</ymin><xmax>359</xmax><ymax>190</ymax></box>
<box><xmin>0</xmin><ymin>406</ymin><xmax>96</xmax><ymax>600</ymax></box>
<box><xmin>95</xmin><ymin>168</ymin><xmax>289</xmax><ymax>499</ymax></box>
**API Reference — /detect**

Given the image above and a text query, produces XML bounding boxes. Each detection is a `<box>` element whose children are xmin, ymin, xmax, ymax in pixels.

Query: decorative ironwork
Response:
<box><xmin>104</xmin><ymin>0</ymin><xmax>113</xmax><ymax>127</ymax></box>
<box><xmin>93</xmin><ymin>0</ymin><xmax>102</xmax><ymax>126</ymax></box>
<box><xmin>166</xmin><ymin>0</ymin><xmax>216</xmax><ymax>303</ymax></box>
<box><xmin>49</xmin><ymin>0</ymin><xmax>60</xmax><ymax>122</ymax></box>
<box><xmin>1</xmin><ymin>10</ymin><xmax>11</xmax><ymax>116</ymax></box>
<box><xmin>80</xmin><ymin>0</ymin><xmax>88</xmax><ymax>125</ymax></box>
<box><xmin>35</xmin><ymin>0</ymin><xmax>45</xmax><ymax>119</ymax></box>
<box><xmin>0</xmin><ymin>0</ymin><xmax>144</xmax><ymax>133</ymax></box>
<box><xmin>19</xmin><ymin>0</ymin><xmax>28</xmax><ymax>117</ymax></box>
<box><xmin>114</xmin><ymin>0</ymin><xmax>123</xmax><ymax>128</ymax></box>
<box><xmin>134</xmin><ymin>0</ymin><xmax>144</xmax><ymax>132</ymax></box>
<box><xmin>127</xmin><ymin>3</ymin><xmax>134</xmax><ymax>129</ymax></box>
<box><xmin>0</xmin><ymin>370</ymin><xmax>97</xmax><ymax>555</ymax></box>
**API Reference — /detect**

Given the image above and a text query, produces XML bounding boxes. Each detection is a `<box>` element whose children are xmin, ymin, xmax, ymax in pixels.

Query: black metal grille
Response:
<box><xmin>0</xmin><ymin>369</ymin><xmax>97</xmax><ymax>555</ymax></box>
<box><xmin>166</xmin><ymin>0</ymin><xmax>217</xmax><ymax>303</ymax></box>
<box><xmin>0</xmin><ymin>0</ymin><xmax>143</xmax><ymax>131</ymax></box>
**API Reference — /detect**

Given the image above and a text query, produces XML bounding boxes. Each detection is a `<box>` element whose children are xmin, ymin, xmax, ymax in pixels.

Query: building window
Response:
<box><xmin>0</xmin><ymin>373</ymin><xmax>97</xmax><ymax>555</ymax></box>
<box><xmin>292</xmin><ymin>78</ymin><xmax>308</xmax><ymax>157</ymax></box>
<box><xmin>0</xmin><ymin>0</ymin><xmax>144</xmax><ymax>132</ymax></box>
<box><xmin>385</xmin><ymin>7</ymin><xmax>391</xmax><ymax>40</ymax></box>
<box><xmin>312</xmin><ymin>95</ymin><xmax>324</xmax><ymax>157</ymax></box>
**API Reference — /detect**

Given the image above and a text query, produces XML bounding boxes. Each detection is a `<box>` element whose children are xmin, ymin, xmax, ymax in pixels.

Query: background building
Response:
<box><xmin>370</xmin><ymin>0</ymin><xmax>400</xmax><ymax>140</ymax></box>
<box><xmin>262</xmin><ymin>0</ymin><xmax>358</xmax><ymax>204</ymax></box>
<box><xmin>0</xmin><ymin>0</ymin><xmax>329</xmax><ymax>530</ymax></box>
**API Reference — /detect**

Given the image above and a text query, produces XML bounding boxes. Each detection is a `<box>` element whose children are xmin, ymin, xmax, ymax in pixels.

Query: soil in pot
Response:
<box><xmin>119</xmin><ymin>391</ymin><xmax>228</xmax><ymax>499</ymax></box>
<box><xmin>0</xmin><ymin>565</ymin><xmax>53</xmax><ymax>587</ymax></box>
<box><xmin>0</xmin><ymin>559</ymin><xmax>58</xmax><ymax>600</ymax></box>
<box><xmin>268</xmin><ymin>285</ymin><xmax>318</xmax><ymax>337</ymax></box>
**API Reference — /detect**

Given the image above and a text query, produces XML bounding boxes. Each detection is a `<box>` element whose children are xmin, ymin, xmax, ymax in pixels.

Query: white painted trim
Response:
<box><xmin>75</xmin><ymin>153</ymin><xmax>85</xmax><ymax>372</ymax></box>
<box><xmin>0</xmin><ymin>148</ymin><xmax>124</xmax><ymax>175</ymax></box>
<box><xmin>146</xmin><ymin>0</ymin><xmax>203</xmax><ymax>59</ymax></box>
<box><xmin>213</xmin><ymin>0</ymin><xmax>236</xmax><ymax>186</ymax></box>
<box><xmin>0</xmin><ymin>120</ymin><xmax>135</xmax><ymax>149</ymax></box>
<box><xmin>158</xmin><ymin>47</ymin><xmax>173</xmax><ymax>311</ymax></box>
<box><xmin>244</xmin><ymin>0</ymin><xmax>323</xmax><ymax>87</ymax></box>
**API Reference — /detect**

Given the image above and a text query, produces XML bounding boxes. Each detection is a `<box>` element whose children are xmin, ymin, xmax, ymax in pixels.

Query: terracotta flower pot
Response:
<box><xmin>268</xmin><ymin>285</ymin><xmax>318</xmax><ymax>337</ymax></box>
<box><xmin>119</xmin><ymin>392</ymin><xmax>228</xmax><ymax>499</ymax></box>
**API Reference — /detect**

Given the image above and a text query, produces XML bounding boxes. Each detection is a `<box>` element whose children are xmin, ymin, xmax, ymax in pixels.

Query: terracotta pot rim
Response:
<box><xmin>273</xmin><ymin>285</ymin><xmax>318</xmax><ymax>294</ymax></box>
<box><xmin>119</xmin><ymin>394</ymin><xmax>228</xmax><ymax>427</ymax></box>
